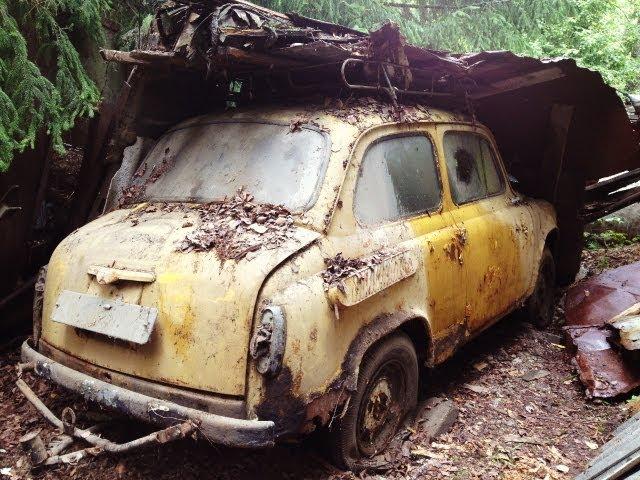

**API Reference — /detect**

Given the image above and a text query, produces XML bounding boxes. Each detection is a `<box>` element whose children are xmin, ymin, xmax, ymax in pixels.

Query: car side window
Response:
<box><xmin>354</xmin><ymin>135</ymin><xmax>441</xmax><ymax>225</ymax></box>
<box><xmin>443</xmin><ymin>131</ymin><xmax>504</xmax><ymax>205</ymax></box>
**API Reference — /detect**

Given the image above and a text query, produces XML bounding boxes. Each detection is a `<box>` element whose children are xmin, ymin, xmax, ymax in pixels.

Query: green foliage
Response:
<box><xmin>257</xmin><ymin>0</ymin><xmax>640</xmax><ymax>93</ymax></box>
<box><xmin>584</xmin><ymin>229</ymin><xmax>640</xmax><ymax>250</ymax></box>
<box><xmin>0</xmin><ymin>0</ymin><xmax>109</xmax><ymax>173</ymax></box>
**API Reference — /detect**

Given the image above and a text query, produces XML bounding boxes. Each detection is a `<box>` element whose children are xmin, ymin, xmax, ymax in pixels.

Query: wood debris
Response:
<box><xmin>321</xmin><ymin>252</ymin><xmax>385</xmax><ymax>292</ymax></box>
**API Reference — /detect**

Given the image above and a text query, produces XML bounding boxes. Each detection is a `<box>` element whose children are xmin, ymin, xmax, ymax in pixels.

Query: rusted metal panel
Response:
<box><xmin>38</xmin><ymin>339</ymin><xmax>247</xmax><ymax>419</ymax></box>
<box><xmin>19</xmin><ymin>341</ymin><xmax>275</xmax><ymax>448</ymax></box>
<box><xmin>564</xmin><ymin>261</ymin><xmax>640</xmax><ymax>398</ymax></box>
<box><xmin>52</xmin><ymin>290</ymin><xmax>158</xmax><ymax>345</ymax></box>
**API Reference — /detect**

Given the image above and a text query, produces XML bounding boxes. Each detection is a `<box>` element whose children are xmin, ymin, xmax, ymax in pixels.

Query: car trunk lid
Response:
<box><xmin>41</xmin><ymin>205</ymin><xmax>319</xmax><ymax>396</ymax></box>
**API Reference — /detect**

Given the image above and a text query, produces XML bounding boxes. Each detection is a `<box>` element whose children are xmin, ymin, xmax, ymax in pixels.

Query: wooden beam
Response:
<box><xmin>100</xmin><ymin>49</ymin><xmax>184</xmax><ymax>67</ymax></box>
<box><xmin>214</xmin><ymin>46</ymin><xmax>306</xmax><ymax>69</ymax></box>
<box><xmin>470</xmin><ymin>67</ymin><xmax>565</xmax><ymax>99</ymax></box>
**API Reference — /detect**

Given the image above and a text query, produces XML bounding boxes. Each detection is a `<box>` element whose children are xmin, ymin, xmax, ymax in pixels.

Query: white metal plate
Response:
<box><xmin>52</xmin><ymin>290</ymin><xmax>157</xmax><ymax>344</ymax></box>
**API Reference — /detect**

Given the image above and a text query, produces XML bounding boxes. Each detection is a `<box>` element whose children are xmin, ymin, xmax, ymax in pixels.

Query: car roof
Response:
<box><xmin>169</xmin><ymin>97</ymin><xmax>476</xmax><ymax>138</ymax></box>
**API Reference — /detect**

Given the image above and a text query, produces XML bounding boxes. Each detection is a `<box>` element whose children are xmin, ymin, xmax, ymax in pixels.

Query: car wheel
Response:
<box><xmin>328</xmin><ymin>332</ymin><xmax>418</xmax><ymax>470</ymax></box>
<box><xmin>526</xmin><ymin>247</ymin><xmax>556</xmax><ymax>329</ymax></box>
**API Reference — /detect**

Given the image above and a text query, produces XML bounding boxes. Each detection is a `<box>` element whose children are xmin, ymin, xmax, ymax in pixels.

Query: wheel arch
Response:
<box><xmin>339</xmin><ymin>312</ymin><xmax>432</xmax><ymax>393</ymax></box>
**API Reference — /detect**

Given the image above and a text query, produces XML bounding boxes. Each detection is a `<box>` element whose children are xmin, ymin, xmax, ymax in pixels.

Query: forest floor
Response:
<box><xmin>1</xmin><ymin>244</ymin><xmax>639</xmax><ymax>480</ymax></box>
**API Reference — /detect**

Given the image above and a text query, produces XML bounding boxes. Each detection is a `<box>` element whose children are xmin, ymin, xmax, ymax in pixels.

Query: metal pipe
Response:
<box><xmin>339</xmin><ymin>58</ymin><xmax>455</xmax><ymax>99</ymax></box>
<box><xmin>16</xmin><ymin>379</ymin><xmax>197</xmax><ymax>453</ymax></box>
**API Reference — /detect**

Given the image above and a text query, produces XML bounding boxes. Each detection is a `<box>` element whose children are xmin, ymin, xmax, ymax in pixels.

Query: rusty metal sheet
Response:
<box><xmin>565</xmin><ymin>262</ymin><xmax>640</xmax><ymax>327</ymax></box>
<box><xmin>52</xmin><ymin>290</ymin><xmax>157</xmax><ymax>345</ymax></box>
<box><xmin>564</xmin><ymin>261</ymin><xmax>640</xmax><ymax>398</ymax></box>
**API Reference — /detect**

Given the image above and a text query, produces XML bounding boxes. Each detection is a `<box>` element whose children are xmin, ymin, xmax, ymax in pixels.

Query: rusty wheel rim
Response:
<box><xmin>356</xmin><ymin>360</ymin><xmax>406</xmax><ymax>457</ymax></box>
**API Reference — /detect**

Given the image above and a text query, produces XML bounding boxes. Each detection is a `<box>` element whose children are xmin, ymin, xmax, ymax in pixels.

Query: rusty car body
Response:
<box><xmin>18</xmin><ymin>100</ymin><xmax>558</xmax><ymax>467</ymax></box>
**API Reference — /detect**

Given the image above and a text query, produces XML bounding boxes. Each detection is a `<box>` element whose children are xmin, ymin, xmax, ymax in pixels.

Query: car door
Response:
<box><xmin>351</xmin><ymin>129</ymin><xmax>470</xmax><ymax>358</ymax></box>
<box><xmin>439</xmin><ymin>126</ymin><xmax>535</xmax><ymax>333</ymax></box>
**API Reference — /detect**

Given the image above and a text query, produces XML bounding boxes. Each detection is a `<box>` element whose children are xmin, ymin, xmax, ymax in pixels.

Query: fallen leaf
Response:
<box><xmin>411</xmin><ymin>446</ymin><xmax>430</xmax><ymax>457</ymax></box>
<box><xmin>521</xmin><ymin>369</ymin><xmax>551</xmax><ymax>381</ymax></box>
<box><xmin>504</xmin><ymin>434</ymin><xmax>546</xmax><ymax>445</ymax></box>
<box><xmin>473</xmin><ymin>361</ymin><xmax>489</xmax><ymax>371</ymax></box>
<box><xmin>556</xmin><ymin>464</ymin><xmax>570</xmax><ymax>473</ymax></box>
<box><xmin>584</xmin><ymin>440</ymin><xmax>598</xmax><ymax>450</ymax></box>
<box><xmin>464</xmin><ymin>383</ymin><xmax>490</xmax><ymax>395</ymax></box>
<box><xmin>250</xmin><ymin>224</ymin><xmax>268</xmax><ymax>234</ymax></box>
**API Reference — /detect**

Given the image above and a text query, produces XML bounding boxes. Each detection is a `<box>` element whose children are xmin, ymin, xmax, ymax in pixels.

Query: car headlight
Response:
<box><xmin>249</xmin><ymin>305</ymin><xmax>286</xmax><ymax>377</ymax></box>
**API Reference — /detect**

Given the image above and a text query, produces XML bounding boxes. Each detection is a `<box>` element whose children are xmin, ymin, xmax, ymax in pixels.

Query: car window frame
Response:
<box><xmin>134</xmin><ymin>119</ymin><xmax>332</xmax><ymax>213</ymax></box>
<box><xmin>353</xmin><ymin>131</ymin><xmax>443</xmax><ymax>227</ymax></box>
<box><xmin>442</xmin><ymin>129</ymin><xmax>507</xmax><ymax>207</ymax></box>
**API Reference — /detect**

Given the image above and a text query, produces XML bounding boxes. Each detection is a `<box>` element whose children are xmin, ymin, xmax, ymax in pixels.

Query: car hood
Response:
<box><xmin>40</xmin><ymin>205</ymin><xmax>320</xmax><ymax>396</ymax></box>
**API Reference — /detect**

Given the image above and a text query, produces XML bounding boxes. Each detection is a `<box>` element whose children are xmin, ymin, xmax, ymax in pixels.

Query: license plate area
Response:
<box><xmin>52</xmin><ymin>290</ymin><xmax>157</xmax><ymax>344</ymax></box>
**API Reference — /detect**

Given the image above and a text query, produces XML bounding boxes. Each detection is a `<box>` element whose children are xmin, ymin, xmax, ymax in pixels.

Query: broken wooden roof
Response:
<box><xmin>100</xmin><ymin>0</ymin><xmax>640</xmax><ymax>240</ymax></box>
<box><xmin>103</xmin><ymin>0</ymin><xmax>608</xmax><ymax>105</ymax></box>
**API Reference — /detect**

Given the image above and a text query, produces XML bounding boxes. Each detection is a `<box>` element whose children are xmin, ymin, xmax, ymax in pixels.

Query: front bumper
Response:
<box><xmin>20</xmin><ymin>340</ymin><xmax>275</xmax><ymax>448</ymax></box>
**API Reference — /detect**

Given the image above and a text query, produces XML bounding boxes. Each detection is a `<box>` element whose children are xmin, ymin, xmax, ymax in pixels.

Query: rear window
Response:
<box><xmin>129</xmin><ymin>120</ymin><xmax>330</xmax><ymax>212</ymax></box>
<box><xmin>443</xmin><ymin>131</ymin><xmax>504</xmax><ymax>204</ymax></box>
<box><xmin>354</xmin><ymin>135</ymin><xmax>441</xmax><ymax>224</ymax></box>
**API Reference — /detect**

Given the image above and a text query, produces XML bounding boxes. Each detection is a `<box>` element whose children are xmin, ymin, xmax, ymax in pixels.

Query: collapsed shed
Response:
<box><xmin>81</xmin><ymin>0</ymin><xmax>640</xmax><ymax>284</ymax></box>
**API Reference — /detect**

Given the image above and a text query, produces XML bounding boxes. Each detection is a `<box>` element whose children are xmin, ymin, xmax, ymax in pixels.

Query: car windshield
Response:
<box><xmin>130</xmin><ymin>120</ymin><xmax>330</xmax><ymax>211</ymax></box>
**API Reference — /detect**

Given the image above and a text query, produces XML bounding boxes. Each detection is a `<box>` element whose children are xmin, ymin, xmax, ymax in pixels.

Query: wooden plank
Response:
<box><xmin>470</xmin><ymin>67</ymin><xmax>565</xmax><ymax>99</ymax></box>
<box><xmin>578</xmin><ymin>412</ymin><xmax>640</xmax><ymax>479</ymax></box>
<box><xmin>214</xmin><ymin>46</ymin><xmax>306</xmax><ymax>68</ymax></box>
<box><xmin>100</xmin><ymin>49</ymin><xmax>184</xmax><ymax>67</ymax></box>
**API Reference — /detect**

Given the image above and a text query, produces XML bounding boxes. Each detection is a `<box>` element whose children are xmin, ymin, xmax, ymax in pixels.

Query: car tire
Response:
<box><xmin>525</xmin><ymin>247</ymin><xmax>556</xmax><ymax>329</ymax></box>
<box><xmin>327</xmin><ymin>332</ymin><xmax>418</xmax><ymax>471</ymax></box>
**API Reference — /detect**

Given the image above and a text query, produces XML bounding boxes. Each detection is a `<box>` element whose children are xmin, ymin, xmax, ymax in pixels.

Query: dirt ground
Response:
<box><xmin>1</xmin><ymin>245</ymin><xmax>638</xmax><ymax>480</ymax></box>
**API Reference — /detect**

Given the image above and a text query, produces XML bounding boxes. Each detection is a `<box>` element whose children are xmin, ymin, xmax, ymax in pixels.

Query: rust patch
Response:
<box><xmin>431</xmin><ymin>322</ymin><xmax>467</xmax><ymax>365</ymax></box>
<box><xmin>443</xmin><ymin>228</ymin><xmax>467</xmax><ymax>265</ymax></box>
<box><xmin>255</xmin><ymin>367</ymin><xmax>306</xmax><ymax>438</ymax></box>
<box><xmin>308</xmin><ymin>327</ymin><xmax>318</xmax><ymax>352</ymax></box>
<box><xmin>290</xmin><ymin>339</ymin><xmax>301</xmax><ymax>356</ymax></box>
<box><xmin>303</xmin><ymin>388</ymin><xmax>350</xmax><ymax>433</ymax></box>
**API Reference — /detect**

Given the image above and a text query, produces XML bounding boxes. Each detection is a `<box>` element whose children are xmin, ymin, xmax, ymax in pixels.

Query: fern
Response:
<box><xmin>0</xmin><ymin>0</ymin><xmax>111</xmax><ymax>172</ymax></box>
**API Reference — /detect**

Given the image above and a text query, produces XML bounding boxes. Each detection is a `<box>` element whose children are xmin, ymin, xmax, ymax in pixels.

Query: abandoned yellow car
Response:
<box><xmin>18</xmin><ymin>100</ymin><xmax>557</xmax><ymax>468</ymax></box>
